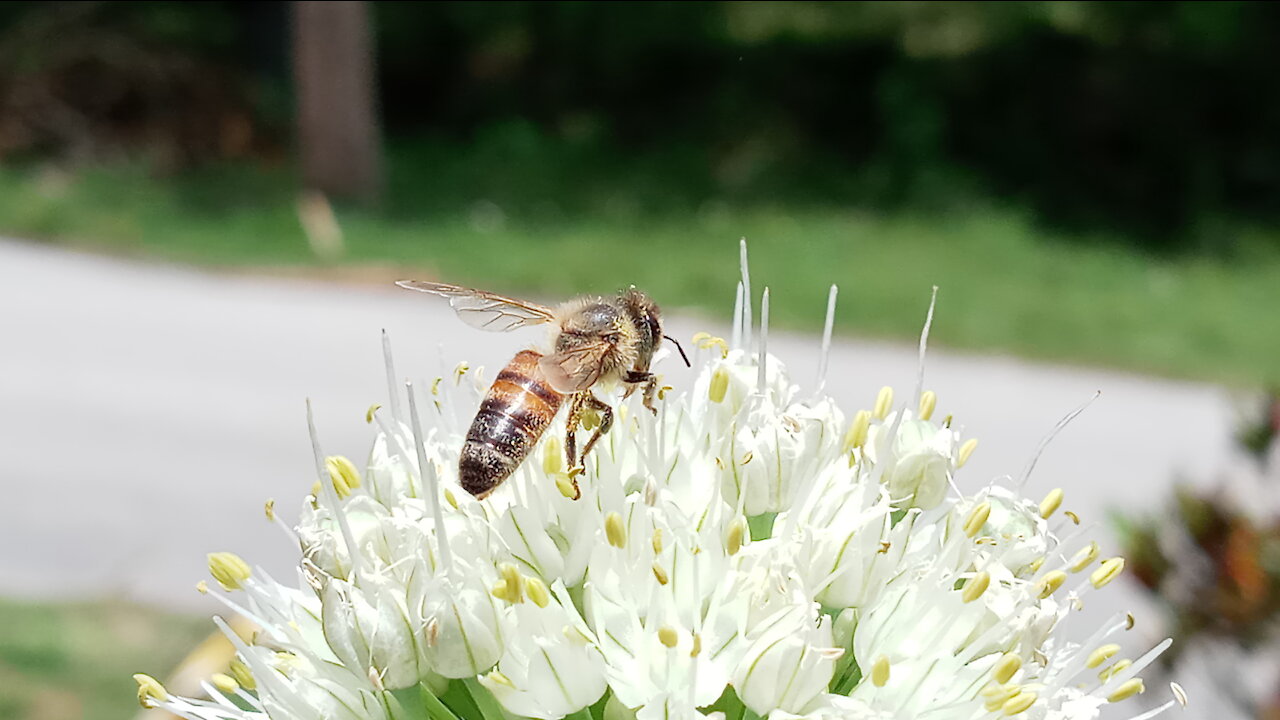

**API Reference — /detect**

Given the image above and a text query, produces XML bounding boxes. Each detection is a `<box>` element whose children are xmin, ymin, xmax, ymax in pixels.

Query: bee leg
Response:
<box><xmin>641</xmin><ymin>375</ymin><xmax>660</xmax><ymax>415</ymax></box>
<box><xmin>578</xmin><ymin>394</ymin><xmax>615</xmax><ymax>467</ymax></box>
<box><xmin>561</xmin><ymin>394</ymin><xmax>587</xmax><ymax>500</ymax></box>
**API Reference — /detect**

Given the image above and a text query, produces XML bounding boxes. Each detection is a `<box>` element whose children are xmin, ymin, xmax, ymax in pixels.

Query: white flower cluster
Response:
<box><xmin>138</xmin><ymin>252</ymin><xmax>1183</xmax><ymax>720</ymax></box>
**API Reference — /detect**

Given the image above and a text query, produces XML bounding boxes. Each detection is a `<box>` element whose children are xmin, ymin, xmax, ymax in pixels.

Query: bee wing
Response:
<box><xmin>396</xmin><ymin>280</ymin><xmax>557</xmax><ymax>332</ymax></box>
<box><xmin>538</xmin><ymin>342</ymin><xmax>610</xmax><ymax>394</ymax></box>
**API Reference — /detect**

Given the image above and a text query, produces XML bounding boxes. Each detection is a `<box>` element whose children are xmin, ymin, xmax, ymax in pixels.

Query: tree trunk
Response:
<box><xmin>291</xmin><ymin>0</ymin><xmax>383</xmax><ymax>204</ymax></box>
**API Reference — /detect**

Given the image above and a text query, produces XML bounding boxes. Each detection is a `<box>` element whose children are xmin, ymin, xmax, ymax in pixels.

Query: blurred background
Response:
<box><xmin>2</xmin><ymin>2</ymin><xmax>1279</xmax><ymax>718</ymax></box>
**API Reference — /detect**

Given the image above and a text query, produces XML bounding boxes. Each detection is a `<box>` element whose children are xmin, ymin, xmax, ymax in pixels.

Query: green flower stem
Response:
<box><xmin>566</xmin><ymin>708</ymin><xmax>594</xmax><ymax>720</ymax></box>
<box><xmin>419</xmin><ymin>683</ymin><xmax>461</xmax><ymax>720</ymax></box>
<box><xmin>463</xmin><ymin>676</ymin><xmax>508</xmax><ymax>720</ymax></box>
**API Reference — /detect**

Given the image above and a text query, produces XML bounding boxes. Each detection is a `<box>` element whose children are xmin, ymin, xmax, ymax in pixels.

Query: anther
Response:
<box><xmin>871</xmin><ymin>655</ymin><xmax>890</xmax><ymax>687</ymax></box>
<box><xmin>958</xmin><ymin>438</ymin><xmax>978</xmax><ymax>467</ymax></box>
<box><xmin>873</xmin><ymin>386</ymin><xmax>894</xmax><ymax>420</ymax></box>
<box><xmin>1036</xmin><ymin>571</ymin><xmax>1067</xmax><ymax>599</ymax></box>
<box><xmin>843</xmin><ymin>410</ymin><xmax>872</xmax><ymax>453</ymax></box>
<box><xmin>605</xmin><ymin>512</ymin><xmax>627</xmax><ymax>548</ymax></box>
<box><xmin>1086</xmin><ymin>644</ymin><xmax>1120</xmax><ymax>669</ymax></box>
<box><xmin>963</xmin><ymin>501</ymin><xmax>991</xmax><ymax>538</ymax></box>
<box><xmin>134</xmin><ymin>673</ymin><xmax>167</xmax><ymax>708</ymax></box>
<box><xmin>658</xmin><ymin>626</ymin><xmax>679</xmax><ymax>648</ymax></box>
<box><xmin>526</xmin><ymin>576</ymin><xmax>551</xmax><ymax>608</ymax></box>
<box><xmin>1107</xmin><ymin>678</ymin><xmax>1144</xmax><ymax>703</ymax></box>
<box><xmin>993</xmin><ymin>653</ymin><xmax>1022</xmax><ymax>684</ymax></box>
<box><xmin>918</xmin><ymin>390</ymin><xmax>937</xmax><ymax>421</ymax></box>
<box><xmin>962</xmin><ymin>571</ymin><xmax>991</xmax><ymax>603</ymax></box>
<box><xmin>1038</xmin><ymin>488</ymin><xmax>1064</xmax><ymax>519</ymax></box>
<box><xmin>1090</xmin><ymin>557</ymin><xmax>1125</xmax><ymax>588</ymax></box>
<box><xmin>208</xmin><ymin>552</ymin><xmax>251</xmax><ymax>590</ymax></box>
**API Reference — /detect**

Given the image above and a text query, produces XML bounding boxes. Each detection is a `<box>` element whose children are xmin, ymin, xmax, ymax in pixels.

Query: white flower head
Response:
<box><xmin>143</xmin><ymin>243</ymin><xmax>1178</xmax><ymax>720</ymax></box>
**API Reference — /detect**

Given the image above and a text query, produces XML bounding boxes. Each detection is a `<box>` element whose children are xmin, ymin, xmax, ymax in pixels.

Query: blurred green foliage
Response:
<box><xmin>0</xmin><ymin>597</ymin><xmax>208</xmax><ymax>720</ymax></box>
<box><xmin>1</xmin><ymin>2</ymin><xmax>1279</xmax><ymax>251</ymax></box>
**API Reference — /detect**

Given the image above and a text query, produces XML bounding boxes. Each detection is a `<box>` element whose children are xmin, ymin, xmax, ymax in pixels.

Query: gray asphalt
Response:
<box><xmin>1</xmin><ymin>238</ymin><xmax>1238</xmax><ymax>714</ymax></box>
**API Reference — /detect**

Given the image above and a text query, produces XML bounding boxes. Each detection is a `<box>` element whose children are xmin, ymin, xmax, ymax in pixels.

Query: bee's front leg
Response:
<box><xmin>624</xmin><ymin>370</ymin><xmax>660</xmax><ymax>416</ymax></box>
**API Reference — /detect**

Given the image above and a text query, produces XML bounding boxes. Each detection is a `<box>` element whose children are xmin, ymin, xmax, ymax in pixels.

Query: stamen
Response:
<box><xmin>325</xmin><ymin>456</ymin><xmax>362</xmax><ymax>499</ymax></box>
<box><xmin>757</xmin><ymin>287</ymin><xmax>770</xmax><ymax>393</ymax></box>
<box><xmin>816</xmin><ymin>284</ymin><xmax>838</xmax><ymax>394</ymax></box>
<box><xmin>406</xmin><ymin>383</ymin><xmax>452</xmax><ymax>573</ymax></box>
<box><xmin>958</xmin><ymin>438</ymin><xmax>979</xmax><ymax>467</ymax></box>
<box><xmin>652</xmin><ymin>527</ymin><xmax>664</xmax><ymax>554</ymax></box>
<box><xmin>381</xmin><ymin>330</ymin><xmax>401</xmax><ymax>423</ymax></box>
<box><xmin>605</xmin><ymin>512</ymin><xmax>627</xmax><ymax>548</ymax></box>
<box><xmin>963</xmin><ymin>501</ymin><xmax>991</xmax><ymax>538</ymax></box>
<box><xmin>993</xmin><ymin>653</ymin><xmax>1022</xmax><ymax>684</ymax></box>
<box><xmin>691</xmin><ymin>633</ymin><xmax>703</xmax><ymax>657</ymax></box>
<box><xmin>1086</xmin><ymin>643</ymin><xmax>1120</xmax><ymax>669</ymax></box>
<box><xmin>739</xmin><ymin>238</ymin><xmax>752</xmax><ymax>351</ymax></box>
<box><xmin>1002</xmin><ymin>691</ymin><xmax>1037</xmax><ymax>715</ymax></box>
<box><xmin>659</xmin><ymin>626</ymin><xmax>679</xmax><ymax>648</ymax></box>
<box><xmin>499</xmin><ymin>563</ymin><xmax>523</xmax><ymax>604</ymax></box>
<box><xmin>731</xmin><ymin>282</ymin><xmax>744</xmax><ymax>351</ymax></box>
<box><xmin>365</xmin><ymin>403</ymin><xmax>381</xmax><ymax>424</ymax></box>
<box><xmin>1090</xmin><ymin>557</ymin><xmax>1125</xmax><ymax>588</ymax></box>
<box><xmin>307</xmin><ymin>400</ymin><xmax>365</xmax><ymax>580</ymax></box>
<box><xmin>208</xmin><ymin>552</ymin><xmax>251</xmax><ymax>591</ymax></box>
<box><xmin>210</xmin><ymin>673</ymin><xmax>239</xmax><ymax>693</ymax></box>
<box><xmin>1019</xmin><ymin>391</ymin><xmax>1100</xmax><ymax>489</ymax></box>
<box><xmin>962</xmin><ymin>571</ymin><xmax>991</xmax><ymax>603</ymax></box>
<box><xmin>1107</xmin><ymin>678</ymin><xmax>1144</xmax><ymax>702</ymax></box>
<box><xmin>133</xmin><ymin>673</ymin><xmax>167</xmax><ymax>707</ymax></box>
<box><xmin>1036</xmin><ymin>571</ymin><xmax>1067</xmax><ymax>599</ymax></box>
<box><xmin>1038</xmin><ymin>488</ymin><xmax>1064</xmax><ymax>519</ymax></box>
<box><xmin>1170</xmin><ymin>682</ymin><xmax>1188</xmax><ymax>707</ymax></box>
<box><xmin>652</xmin><ymin>563</ymin><xmax>670</xmax><ymax>585</ymax></box>
<box><xmin>913</xmin><ymin>286</ymin><xmax>938</xmax><ymax>404</ymax></box>
<box><xmin>726</xmin><ymin>517</ymin><xmax>746</xmax><ymax>555</ymax></box>
<box><xmin>842</xmin><ymin>410</ymin><xmax>872</xmax><ymax>453</ymax></box>
<box><xmin>918</xmin><ymin>390</ymin><xmax>937</xmax><ymax>421</ymax></box>
<box><xmin>1069</xmin><ymin>542</ymin><xmax>1099</xmax><ymax>573</ymax></box>
<box><xmin>709</xmin><ymin>367</ymin><xmax>730</xmax><ymax>404</ymax></box>
<box><xmin>229</xmin><ymin>659</ymin><xmax>255</xmax><ymax>690</ymax></box>
<box><xmin>873</xmin><ymin>386</ymin><xmax>894</xmax><ymax>420</ymax></box>
<box><xmin>526</xmin><ymin>576</ymin><xmax>550</xmax><ymax>608</ymax></box>
<box><xmin>487</xmin><ymin>670</ymin><xmax>516</xmax><ymax>688</ymax></box>
<box><xmin>871</xmin><ymin>655</ymin><xmax>891</xmax><ymax>687</ymax></box>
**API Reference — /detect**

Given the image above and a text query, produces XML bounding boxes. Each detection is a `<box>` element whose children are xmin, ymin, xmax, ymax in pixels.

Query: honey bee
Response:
<box><xmin>396</xmin><ymin>280</ymin><xmax>689</xmax><ymax>500</ymax></box>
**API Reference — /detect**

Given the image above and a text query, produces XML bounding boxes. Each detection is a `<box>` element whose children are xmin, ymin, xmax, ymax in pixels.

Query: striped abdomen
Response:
<box><xmin>459</xmin><ymin>350</ymin><xmax>565</xmax><ymax>498</ymax></box>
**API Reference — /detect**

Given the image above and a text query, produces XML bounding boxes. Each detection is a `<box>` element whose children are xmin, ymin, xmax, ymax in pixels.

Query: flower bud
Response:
<box><xmin>321</xmin><ymin>578</ymin><xmax>424</xmax><ymax>689</ymax></box>
<box><xmin>733</xmin><ymin>614</ymin><xmax>836</xmax><ymax>715</ymax></box>
<box><xmin>421</xmin><ymin>569</ymin><xmax>507</xmax><ymax>678</ymax></box>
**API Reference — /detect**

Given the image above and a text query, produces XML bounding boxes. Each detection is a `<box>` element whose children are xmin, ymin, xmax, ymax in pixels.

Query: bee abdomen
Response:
<box><xmin>459</xmin><ymin>350</ymin><xmax>564</xmax><ymax>498</ymax></box>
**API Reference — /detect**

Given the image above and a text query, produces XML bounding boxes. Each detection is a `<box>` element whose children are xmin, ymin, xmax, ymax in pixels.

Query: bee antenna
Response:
<box><xmin>665</xmin><ymin>335</ymin><xmax>691</xmax><ymax>367</ymax></box>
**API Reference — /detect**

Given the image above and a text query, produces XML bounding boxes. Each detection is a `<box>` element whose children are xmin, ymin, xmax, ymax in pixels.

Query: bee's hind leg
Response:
<box><xmin>577</xmin><ymin>393</ymin><xmax>615</xmax><ymax>470</ymax></box>
<box><xmin>560</xmin><ymin>393</ymin><xmax>587</xmax><ymax>500</ymax></box>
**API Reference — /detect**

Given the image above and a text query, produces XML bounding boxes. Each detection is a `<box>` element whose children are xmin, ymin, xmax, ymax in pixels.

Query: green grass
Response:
<box><xmin>3</xmin><ymin>134</ymin><xmax>1279</xmax><ymax>386</ymax></box>
<box><xmin>0</xmin><ymin>597</ymin><xmax>210</xmax><ymax>720</ymax></box>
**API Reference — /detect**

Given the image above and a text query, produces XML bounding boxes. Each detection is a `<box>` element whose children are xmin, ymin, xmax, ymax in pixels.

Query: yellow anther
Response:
<box><xmin>1090</xmin><ymin>557</ymin><xmax>1125</xmax><ymax>588</ymax></box>
<box><xmin>878</xmin><ymin>541</ymin><xmax>891</xmax><ymax>553</ymax></box>
<box><xmin>491</xmin><ymin>580</ymin><xmax>511</xmax><ymax>601</ymax></box>
<box><xmin>431</xmin><ymin>377</ymin><xmax>443</xmax><ymax>396</ymax></box>
<box><xmin>196</xmin><ymin>580</ymin><xmax>209</xmax><ymax>594</ymax></box>
<box><xmin>708</xmin><ymin>367</ymin><xmax>730</xmax><ymax>403</ymax></box>
<box><xmin>487</xmin><ymin>670</ymin><xmax>516</xmax><ymax>688</ymax></box>
<box><xmin>993</xmin><ymin>653</ymin><xmax>1022</xmax><ymax>684</ymax></box>
<box><xmin>658</xmin><ymin>385</ymin><xmax>673</xmax><ymax>400</ymax></box>
<box><xmin>526</xmin><ymin>576</ymin><xmax>550</xmax><ymax>608</ymax></box>
<box><xmin>739</xmin><ymin>451</ymin><xmax>753</xmax><ymax>465</ymax></box>
<box><xmin>652</xmin><ymin>563</ymin><xmax>669</xmax><ymax>585</ymax></box>
<box><xmin>1069</xmin><ymin>542</ymin><xmax>1099</xmax><ymax>573</ymax></box>
<box><xmin>726</xmin><ymin>517</ymin><xmax>746</xmax><ymax>555</ymax></box>
<box><xmin>873</xmin><ymin>386</ymin><xmax>894</xmax><ymax>420</ymax></box>
<box><xmin>1107</xmin><ymin>678</ymin><xmax>1144</xmax><ymax>703</ymax></box>
<box><xmin>325</xmin><ymin>455</ymin><xmax>362</xmax><ymax>498</ymax></box>
<box><xmin>918</xmin><ymin>390</ymin><xmax>937</xmax><ymax>421</ymax></box>
<box><xmin>1170</xmin><ymin>681</ymin><xmax>1188</xmax><ymax>708</ymax></box>
<box><xmin>211</xmin><ymin>672</ymin><xmax>239</xmax><ymax>693</ymax></box>
<box><xmin>690</xmin><ymin>633</ymin><xmax>702</xmax><ymax>657</ymax></box>
<box><xmin>543</xmin><ymin>435</ymin><xmax>564</xmax><ymax>475</ymax></box>
<box><xmin>1038</xmin><ymin>488</ymin><xmax>1064</xmax><ymax>519</ymax></box>
<box><xmin>1086</xmin><ymin>643</ymin><xmax>1120</xmax><ymax>669</ymax></box>
<box><xmin>983</xmin><ymin>684</ymin><xmax>1020</xmax><ymax>707</ymax></box>
<box><xmin>962</xmin><ymin>571</ymin><xmax>991</xmax><ymax>603</ymax></box>
<box><xmin>958</xmin><ymin>438</ymin><xmax>979</xmax><ymax>467</ymax></box>
<box><xmin>1125</xmin><ymin>612</ymin><xmax>1135</xmax><ymax>630</ymax></box>
<box><xmin>963</xmin><ymin>501</ymin><xmax>991</xmax><ymax>538</ymax></box>
<box><xmin>658</xmin><ymin>626</ymin><xmax>679</xmax><ymax>648</ymax></box>
<box><xmin>554</xmin><ymin>474</ymin><xmax>578</xmax><ymax>499</ymax></box>
<box><xmin>871</xmin><ymin>654</ymin><xmax>890</xmax><ymax>687</ymax></box>
<box><xmin>1026</xmin><ymin>557</ymin><xmax>1045</xmax><ymax>573</ymax></box>
<box><xmin>500</xmin><ymin>563</ymin><xmax>523</xmax><ymax>604</ymax></box>
<box><xmin>134</xmin><ymin>673</ymin><xmax>167</xmax><ymax>707</ymax></box>
<box><xmin>264</xmin><ymin>499</ymin><xmax>276</xmax><ymax>522</ymax></box>
<box><xmin>691</xmin><ymin>331</ymin><xmax>711</xmax><ymax>345</ymax></box>
<box><xmin>1036</xmin><ymin>570</ymin><xmax>1067</xmax><ymax>599</ymax></box>
<box><xmin>605</xmin><ymin>512</ymin><xmax>627</xmax><ymax>548</ymax></box>
<box><xmin>1001</xmin><ymin>691</ymin><xmax>1037</xmax><ymax>715</ymax></box>
<box><xmin>208</xmin><ymin>552</ymin><xmax>251</xmax><ymax>590</ymax></box>
<box><xmin>695</xmin><ymin>334</ymin><xmax>730</xmax><ymax>358</ymax></box>
<box><xmin>365</xmin><ymin>403</ymin><xmax>381</xmax><ymax>424</ymax></box>
<box><xmin>652</xmin><ymin>527</ymin><xmax>664</xmax><ymax>554</ymax></box>
<box><xmin>454</xmin><ymin>362</ymin><xmax>470</xmax><ymax>382</ymax></box>
<box><xmin>1099</xmin><ymin>659</ymin><xmax>1132</xmax><ymax>681</ymax></box>
<box><xmin>1064</xmin><ymin>510</ymin><xmax>1081</xmax><ymax>525</ymax></box>
<box><xmin>229</xmin><ymin>659</ymin><xmax>256</xmax><ymax>690</ymax></box>
<box><xmin>444</xmin><ymin>489</ymin><xmax>459</xmax><ymax>509</ymax></box>
<box><xmin>842</xmin><ymin>410</ymin><xmax>872</xmax><ymax>453</ymax></box>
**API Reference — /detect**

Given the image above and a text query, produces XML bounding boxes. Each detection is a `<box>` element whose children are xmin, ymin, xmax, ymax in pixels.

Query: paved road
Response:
<box><xmin>1</xmin><ymin>238</ymin><xmax>1242</xmax><ymax>712</ymax></box>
